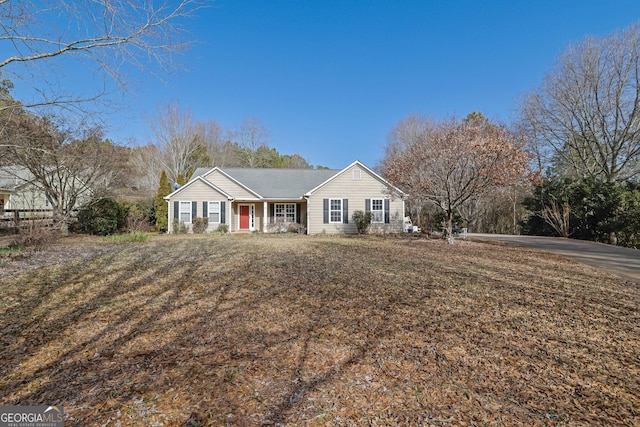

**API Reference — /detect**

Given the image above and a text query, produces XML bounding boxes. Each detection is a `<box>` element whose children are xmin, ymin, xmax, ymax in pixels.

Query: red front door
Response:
<box><xmin>239</xmin><ymin>205</ymin><xmax>250</xmax><ymax>229</ymax></box>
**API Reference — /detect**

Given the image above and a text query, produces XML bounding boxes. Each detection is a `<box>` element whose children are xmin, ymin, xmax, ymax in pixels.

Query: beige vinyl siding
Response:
<box><xmin>168</xmin><ymin>179</ymin><xmax>229</xmax><ymax>233</ymax></box>
<box><xmin>6</xmin><ymin>181</ymin><xmax>90</xmax><ymax>212</ymax></box>
<box><xmin>307</xmin><ymin>164</ymin><xmax>404</xmax><ymax>235</ymax></box>
<box><xmin>7</xmin><ymin>183</ymin><xmax>50</xmax><ymax>210</ymax></box>
<box><xmin>204</xmin><ymin>170</ymin><xmax>260</xmax><ymax>200</ymax></box>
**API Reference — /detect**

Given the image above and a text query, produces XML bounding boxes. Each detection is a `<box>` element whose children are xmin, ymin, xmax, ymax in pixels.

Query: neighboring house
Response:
<box><xmin>164</xmin><ymin>160</ymin><xmax>407</xmax><ymax>235</ymax></box>
<box><xmin>0</xmin><ymin>166</ymin><xmax>91</xmax><ymax>220</ymax></box>
<box><xmin>0</xmin><ymin>166</ymin><xmax>51</xmax><ymax>218</ymax></box>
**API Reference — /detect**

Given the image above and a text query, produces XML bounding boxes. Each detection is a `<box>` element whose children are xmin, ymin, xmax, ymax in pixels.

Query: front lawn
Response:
<box><xmin>0</xmin><ymin>234</ymin><xmax>638</xmax><ymax>426</ymax></box>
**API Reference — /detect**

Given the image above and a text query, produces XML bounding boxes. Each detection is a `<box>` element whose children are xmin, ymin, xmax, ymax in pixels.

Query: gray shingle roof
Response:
<box><xmin>191</xmin><ymin>167</ymin><xmax>339</xmax><ymax>199</ymax></box>
<box><xmin>191</xmin><ymin>168</ymin><xmax>212</xmax><ymax>179</ymax></box>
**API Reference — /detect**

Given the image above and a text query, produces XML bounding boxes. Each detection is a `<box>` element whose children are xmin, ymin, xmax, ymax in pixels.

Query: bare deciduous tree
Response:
<box><xmin>0</xmin><ymin>0</ymin><xmax>208</xmax><ymax>112</ymax></box>
<box><xmin>382</xmin><ymin>114</ymin><xmax>531</xmax><ymax>243</ymax></box>
<box><xmin>198</xmin><ymin>120</ymin><xmax>240</xmax><ymax>167</ymax></box>
<box><xmin>234</xmin><ymin>116</ymin><xmax>270</xmax><ymax>168</ymax></box>
<box><xmin>147</xmin><ymin>101</ymin><xmax>207</xmax><ymax>183</ymax></box>
<box><xmin>456</xmin><ymin>184</ymin><xmax>531</xmax><ymax>234</ymax></box>
<box><xmin>3</xmin><ymin>116</ymin><xmax>129</xmax><ymax>232</ymax></box>
<box><xmin>0</xmin><ymin>1</ymin><xmax>209</xmax><ymax>231</ymax></box>
<box><xmin>542</xmin><ymin>200</ymin><xmax>570</xmax><ymax>238</ymax></box>
<box><xmin>129</xmin><ymin>144</ymin><xmax>166</xmax><ymax>194</ymax></box>
<box><xmin>520</xmin><ymin>24</ymin><xmax>640</xmax><ymax>182</ymax></box>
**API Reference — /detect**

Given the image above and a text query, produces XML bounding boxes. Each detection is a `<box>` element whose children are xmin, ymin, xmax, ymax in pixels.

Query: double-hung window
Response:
<box><xmin>179</xmin><ymin>201</ymin><xmax>191</xmax><ymax>223</ymax></box>
<box><xmin>275</xmin><ymin>203</ymin><xmax>296</xmax><ymax>223</ymax></box>
<box><xmin>285</xmin><ymin>204</ymin><xmax>296</xmax><ymax>222</ymax></box>
<box><xmin>329</xmin><ymin>199</ymin><xmax>342</xmax><ymax>223</ymax></box>
<box><xmin>208</xmin><ymin>201</ymin><xmax>220</xmax><ymax>223</ymax></box>
<box><xmin>275</xmin><ymin>203</ymin><xmax>284</xmax><ymax>221</ymax></box>
<box><xmin>371</xmin><ymin>199</ymin><xmax>384</xmax><ymax>223</ymax></box>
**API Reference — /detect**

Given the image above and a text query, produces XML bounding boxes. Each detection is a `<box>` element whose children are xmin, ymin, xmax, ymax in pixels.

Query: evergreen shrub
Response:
<box><xmin>77</xmin><ymin>198</ymin><xmax>128</xmax><ymax>236</ymax></box>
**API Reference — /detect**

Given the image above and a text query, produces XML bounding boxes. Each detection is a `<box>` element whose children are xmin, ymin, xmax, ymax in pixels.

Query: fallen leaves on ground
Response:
<box><xmin>0</xmin><ymin>234</ymin><xmax>638</xmax><ymax>426</ymax></box>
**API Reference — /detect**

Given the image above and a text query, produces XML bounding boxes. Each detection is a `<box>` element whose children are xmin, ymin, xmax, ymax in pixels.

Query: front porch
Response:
<box><xmin>230</xmin><ymin>200</ymin><xmax>306</xmax><ymax>234</ymax></box>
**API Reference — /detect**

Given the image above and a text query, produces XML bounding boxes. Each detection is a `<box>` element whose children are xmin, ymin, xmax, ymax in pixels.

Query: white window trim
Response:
<box><xmin>275</xmin><ymin>203</ymin><xmax>285</xmax><ymax>221</ymax></box>
<box><xmin>371</xmin><ymin>198</ymin><xmax>384</xmax><ymax>223</ymax></box>
<box><xmin>275</xmin><ymin>203</ymin><xmax>296</xmax><ymax>223</ymax></box>
<box><xmin>179</xmin><ymin>201</ymin><xmax>192</xmax><ymax>224</ymax></box>
<box><xmin>353</xmin><ymin>169</ymin><xmax>361</xmax><ymax>180</ymax></box>
<box><xmin>208</xmin><ymin>201</ymin><xmax>221</xmax><ymax>224</ymax></box>
<box><xmin>329</xmin><ymin>198</ymin><xmax>342</xmax><ymax>223</ymax></box>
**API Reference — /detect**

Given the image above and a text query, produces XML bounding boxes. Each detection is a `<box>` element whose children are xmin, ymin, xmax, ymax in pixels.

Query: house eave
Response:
<box><xmin>262</xmin><ymin>197</ymin><xmax>305</xmax><ymax>201</ymax></box>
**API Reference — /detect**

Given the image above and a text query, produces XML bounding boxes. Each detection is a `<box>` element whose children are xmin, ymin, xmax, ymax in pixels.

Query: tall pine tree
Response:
<box><xmin>154</xmin><ymin>170</ymin><xmax>172</xmax><ymax>232</ymax></box>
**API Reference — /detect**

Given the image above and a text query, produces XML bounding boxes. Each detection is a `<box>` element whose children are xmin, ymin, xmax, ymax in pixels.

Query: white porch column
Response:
<box><xmin>263</xmin><ymin>201</ymin><xmax>268</xmax><ymax>232</ymax></box>
<box><xmin>304</xmin><ymin>197</ymin><xmax>310</xmax><ymax>235</ymax></box>
<box><xmin>166</xmin><ymin>200</ymin><xmax>171</xmax><ymax>234</ymax></box>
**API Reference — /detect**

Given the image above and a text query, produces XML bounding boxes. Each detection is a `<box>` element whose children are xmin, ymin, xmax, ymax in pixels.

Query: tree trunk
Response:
<box><xmin>446</xmin><ymin>209</ymin><xmax>454</xmax><ymax>244</ymax></box>
<box><xmin>52</xmin><ymin>206</ymin><xmax>69</xmax><ymax>235</ymax></box>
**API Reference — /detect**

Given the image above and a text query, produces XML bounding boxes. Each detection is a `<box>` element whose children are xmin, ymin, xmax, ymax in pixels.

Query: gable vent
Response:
<box><xmin>352</xmin><ymin>169</ymin><xmax>361</xmax><ymax>180</ymax></box>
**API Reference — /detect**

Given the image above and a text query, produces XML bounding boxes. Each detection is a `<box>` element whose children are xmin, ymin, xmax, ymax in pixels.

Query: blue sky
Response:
<box><xmin>10</xmin><ymin>1</ymin><xmax>640</xmax><ymax>169</ymax></box>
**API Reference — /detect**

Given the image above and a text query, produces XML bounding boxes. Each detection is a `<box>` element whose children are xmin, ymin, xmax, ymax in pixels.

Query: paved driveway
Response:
<box><xmin>467</xmin><ymin>234</ymin><xmax>640</xmax><ymax>284</ymax></box>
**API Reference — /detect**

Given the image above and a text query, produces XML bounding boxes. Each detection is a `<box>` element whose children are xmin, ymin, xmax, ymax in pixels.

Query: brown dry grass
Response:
<box><xmin>0</xmin><ymin>234</ymin><xmax>638</xmax><ymax>426</ymax></box>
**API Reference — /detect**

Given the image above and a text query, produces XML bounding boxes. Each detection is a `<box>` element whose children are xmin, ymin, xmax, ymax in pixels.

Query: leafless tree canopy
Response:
<box><xmin>520</xmin><ymin>24</ymin><xmax>640</xmax><ymax>182</ymax></box>
<box><xmin>234</xmin><ymin>116</ymin><xmax>270</xmax><ymax>168</ymax></box>
<box><xmin>147</xmin><ymin>101</ymin><xmax>204</xmax><ymax>183</ymax></box>
<box><xmin>139</xmin><ymin>103</ymin><xmax>315</xmax><ymax>191</ymax></box>
<box><xmin>2</xmin><ymin>114</ymin><xmax>130</xmax><ymax>231</ymax></box>
<box><xmin>129</xmin><ymin>144</ymin><xmax>166</xmax><ymax>193</ymax></box>
<box><xmin>198</xmin><ymin>119</ymin><xmax>236</xmax><ymax>168</ymax></box>
<box><xmin>0</xmin><ymin>0</ymin><xmax>208</xmax><ymax>111</ymax></box>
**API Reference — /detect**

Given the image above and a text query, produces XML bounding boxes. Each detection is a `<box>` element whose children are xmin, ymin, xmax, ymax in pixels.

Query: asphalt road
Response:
<box><xmin>467</xmin><ymin>234</ymin><xmax>640</xmax><ymax>284</ymax></box>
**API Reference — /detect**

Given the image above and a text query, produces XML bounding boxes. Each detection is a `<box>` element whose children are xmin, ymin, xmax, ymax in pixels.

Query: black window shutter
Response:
<box><xmin>323</xmin><ymin>199</ymin><xmax>329</xmax><ymax>224</ymax></box>
<box><xmin>343</xmin><ymin>199</ymin><xmax>349</xmax><ymax>224</ymax></box>
<box><xmin>384</xmin><ymin>199</ymin><xmax>390</xmax><ymax>224</ymax></box>
<box><xmin>220</xmin><ymin>201</ymin><xmax>226</xmax><ymax>224</ymax></box>
<box><xmin>192</xmin><ymin>201</ymin><xmax>197</xmax><ymax>221</ymax></box>
<box><xmin>203</xmin><ymin>201</ymin><xmax>208</xmax><ymax>218</ymax></box>
<box><xmin>174</xmin><ymin>201</ymin><xmax>179</xmax><ymax>219</ymax></box>
<box><xmin>296</xmin><ymin>203</ymin><xmax>301</xmax><ymax>224</ymax></box>
<box><xmin>270</xmin><ymin>203</ymin><xmax>275</xmax><ymax>224</ymax></box>
<box><xmin>365</xmin><ymin>199</ymin><xmax>371</xmax><ymax>212</ymax></box>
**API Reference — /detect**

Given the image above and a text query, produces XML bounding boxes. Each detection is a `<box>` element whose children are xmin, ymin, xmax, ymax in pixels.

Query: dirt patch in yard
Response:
<box><xmin>0</xmin><ymin>234</ymin><xmax>638</xmax><ymax>426</ymax></box>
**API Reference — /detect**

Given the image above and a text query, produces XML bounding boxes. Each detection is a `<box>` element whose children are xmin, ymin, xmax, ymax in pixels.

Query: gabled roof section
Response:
<box><xmin>222</xmin><ymin>168</ymin><xmax>338</xmax><ymax>199</ymax></box>
<box><xmin>195</xmin><ymin>167</ymin><xmax>264</xmax><ymax>199</ymax></box>
<box><xmin>305</xmin><ymin>160</ymin><xmax>407</xmax><ymax>197</ymax></box>
<box><xmin>164</xmin><ymin>175</ymin><xmax>233</xmax><ymax>200</ymax></box>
